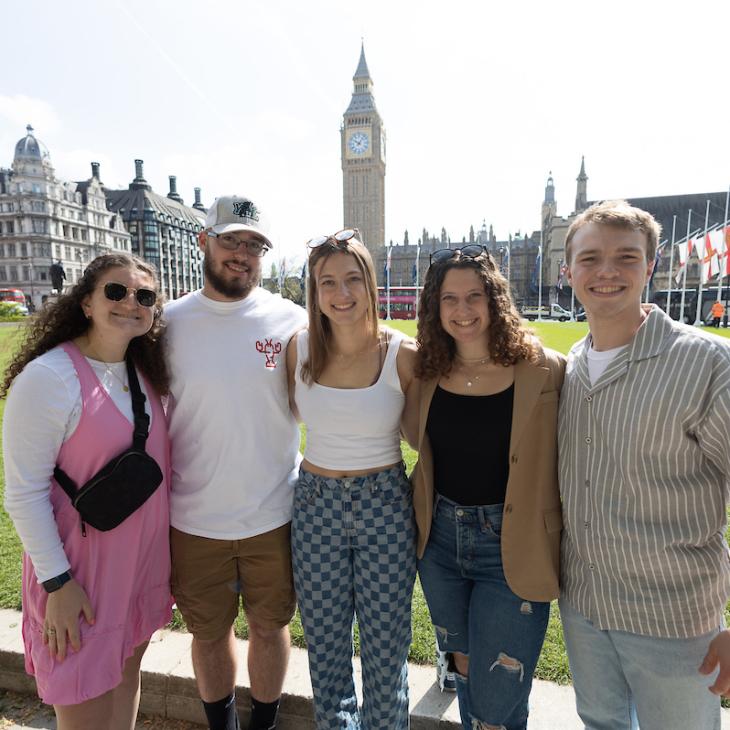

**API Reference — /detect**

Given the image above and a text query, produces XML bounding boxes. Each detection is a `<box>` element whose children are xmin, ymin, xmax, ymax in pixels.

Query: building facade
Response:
<box><xmin>105</xmin><ymin>161</ymin><xmax>206</xmax><ymax>300</ymax></box>
<box><xmin>0</xmin><ymin>126</ymin><xmax>208</xmax><ymax>307</ymax></box>
<box><xmin>541</xmin><ymin>159</ymin><xmax>729</xmax><ymax>311</ymax></box>
<box><xmin>341</xmin><ymin>44</ymin><xmax>386</xmax><ymax>259</ymax></box>
<box><xmin>0</xmin><ymin>126</ymin><xmax>132</xmax><ymax>309</ymax></box>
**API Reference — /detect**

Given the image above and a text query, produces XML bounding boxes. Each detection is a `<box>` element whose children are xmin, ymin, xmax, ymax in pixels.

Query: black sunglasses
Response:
<box><xmin>104</xmin><ymin>282</ymin><xmax>157</xmax><ymax>307</ymax></box>
<box><xmin>307</xmin><ymin>228</ymin><xmax>361</xmax><ymax>249</ymax></box>
<box><xmin>429</xmin><ymin>245</ymin><xmax>491</xmax><ymax>267</ymax></box>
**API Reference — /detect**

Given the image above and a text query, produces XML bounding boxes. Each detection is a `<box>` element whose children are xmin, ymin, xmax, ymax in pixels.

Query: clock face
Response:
<box><xmin>348</xmin><ymin>131</ymin><xmax>369</xmax><ymax>155</ymax></box>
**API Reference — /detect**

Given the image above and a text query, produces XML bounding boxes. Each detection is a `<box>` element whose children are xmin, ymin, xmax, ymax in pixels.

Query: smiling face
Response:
<box><xmin>567</xmin><ymin>222</ymin><xmax>654</xmax><ymax>323</ymax></box>
<box><xmin>438</xmin><ymin>267</ymin><xmax>490</xmax><ymax>350</ymax></box>
<box><xmin>315</xmin><ymin>251</ymin><xmax>370</xmax><ymax>328</ymax></box>
<box><xmin>200</xmin><ymin>229</ymin><xmax>264</xmax><ymax>301</ymax></box>
<box><xmin>82</xmin><ymin>265</ymin><xmax>156</xmax><ymax>347</ymax></box>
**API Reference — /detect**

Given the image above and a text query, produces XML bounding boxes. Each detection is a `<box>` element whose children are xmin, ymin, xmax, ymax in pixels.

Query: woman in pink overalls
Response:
<box><xmin>2</xmin><ymin>253</ymin><xmax>173</xmax><ymax>730</ymax></box>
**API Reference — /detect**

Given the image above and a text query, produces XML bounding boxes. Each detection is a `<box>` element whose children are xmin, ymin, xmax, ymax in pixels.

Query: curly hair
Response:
<box><xmin>301</xmin><ymin>236</ymin><xmax>379</xmax><ymax>385</ymax></box>
<box><xmin>416</xmin><ymin>251</ymin><xmax>540</xmax><ymax>379</ymax></box>
<box><xmin>1</xmin><ymin>253</ymin><xmax>170</xmax><ymax>397</ymax></box>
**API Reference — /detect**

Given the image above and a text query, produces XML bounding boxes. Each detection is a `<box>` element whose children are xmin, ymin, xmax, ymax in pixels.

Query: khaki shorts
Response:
<box><xmin>170</xmin><ymin>523</ymin><xmax>296</xmax><ymax>641</ymax></box>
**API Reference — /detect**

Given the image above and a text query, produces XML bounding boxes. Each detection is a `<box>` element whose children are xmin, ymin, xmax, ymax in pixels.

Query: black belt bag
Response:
<box><xmin>53</xmin><ymin>357</ymin><xmax>163</xmax><ymax>533</ymax></box>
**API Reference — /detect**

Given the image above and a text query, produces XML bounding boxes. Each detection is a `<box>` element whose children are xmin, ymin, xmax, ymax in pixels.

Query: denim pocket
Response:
<box><xmin>483</xmin><ymin>511</ymin><xmax>503</xmax><ymax>538</ymax></box>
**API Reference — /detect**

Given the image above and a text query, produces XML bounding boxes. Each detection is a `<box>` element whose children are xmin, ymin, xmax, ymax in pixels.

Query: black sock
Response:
<box><xmin>248</xmin><ymin>696</ymin><xmax>280</xmax><ymax>730</ymax></box>
<box><xmin>202</xmin><ymin>693</ymin><xmax>240</xmax><ymax>730</ymax></box>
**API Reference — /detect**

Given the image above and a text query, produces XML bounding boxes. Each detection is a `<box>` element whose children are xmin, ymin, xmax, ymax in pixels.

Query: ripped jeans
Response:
<box><xmin>418</xmin><ymin>494</ymin><xmax>549</xmax><ymax>730</ymax></box>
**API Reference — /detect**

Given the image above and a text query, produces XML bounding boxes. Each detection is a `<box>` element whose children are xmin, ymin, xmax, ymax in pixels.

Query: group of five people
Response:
<box><xmin>3</xmin><ymin>195</ymin><xmax>730</xmax><ymax>730</ymax></box>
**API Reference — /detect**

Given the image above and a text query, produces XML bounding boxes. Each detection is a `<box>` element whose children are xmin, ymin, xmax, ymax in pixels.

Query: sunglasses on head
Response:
<box><xmin>104</xmin><ymin>282</ymin><xmax>157</xmax><ymax>307</ymax></box>
<box><xmin>429</xmin><ymin>244</ymin><xmax>491</xmax><ymax>267</ymax></box>
<box><xmin>307</xmin><ymin>228</ymin><xmax>360</xmax><ymax>249</ymax></box>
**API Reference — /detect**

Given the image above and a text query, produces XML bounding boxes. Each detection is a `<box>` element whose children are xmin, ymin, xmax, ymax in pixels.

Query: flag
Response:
<box><xmin>530</xmin><ymin>245</ymin><xmax>542</xmax><ymax>293</ymax></box>
<box><xmin>718</xmin><ymin>226</ymin><xmax>730</xmax><ymax>277</ymax></box>
<box><xmin>557</xmin><ymin>260</ymin><xmax>568</xmax><ymax>290</ymax></box>
<box><xmin>699</xmin><ymin>232</ymin><xmax>720</xmax><ymax>284</ymax></box>
<box><xmin>387</xmin><ymin>245</ymin><xmax>392</xmax><ymax>272</ymax></box>
<box><xmin>648</xmin><ymin>242</ymin><xmax>664</xmax><ymax>287</ymax></box>
<box><xmin>676</xmin><ymin>241</ymin><xmax>689</xmax><ymax>266</ymax></box>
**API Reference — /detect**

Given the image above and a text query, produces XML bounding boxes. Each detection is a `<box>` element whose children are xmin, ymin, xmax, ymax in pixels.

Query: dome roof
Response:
<box><xmin>14</xmin><ymin>125</ymin><xmax>50</xmax><ymax>162</ymax></box>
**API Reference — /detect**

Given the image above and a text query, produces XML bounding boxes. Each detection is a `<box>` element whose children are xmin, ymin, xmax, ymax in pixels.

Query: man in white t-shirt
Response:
<box><xmin>165</xmin><ymin>195</ymin><xmax>306</xmax><ymax>730</ymax></box>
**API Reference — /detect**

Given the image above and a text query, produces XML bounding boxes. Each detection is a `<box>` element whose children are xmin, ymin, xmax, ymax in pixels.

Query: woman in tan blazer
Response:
<box><xmin>408</xmin><ymin>245</ymin><xmax>565</xmax><ymax>730</ymax></box>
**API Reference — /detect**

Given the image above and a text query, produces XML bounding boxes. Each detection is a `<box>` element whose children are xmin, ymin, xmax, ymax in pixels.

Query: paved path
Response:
<box><xmin>1</xmin><ymin>609</ymin><xmax>729</xmax><ymax>729</ymax></box>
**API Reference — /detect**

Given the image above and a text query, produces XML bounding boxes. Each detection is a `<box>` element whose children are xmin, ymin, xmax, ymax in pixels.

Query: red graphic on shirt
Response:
<box><xmin>256</xmin><ymin>338</ymin><xmax>282</xmax><ymax>368</ymax></box>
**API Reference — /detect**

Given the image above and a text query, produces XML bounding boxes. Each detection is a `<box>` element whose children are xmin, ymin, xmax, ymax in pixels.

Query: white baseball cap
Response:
<box><xmin>204</xmin><ymin>195</ymin><xmax>272</xmax><ymax>247</ymax></box>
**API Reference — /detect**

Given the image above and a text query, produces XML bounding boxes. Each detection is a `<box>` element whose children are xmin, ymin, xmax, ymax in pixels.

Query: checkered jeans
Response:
<box><xmin>291</xmin><ymin>465</ymin><xmax>417</xmax><ymax>729</ymax></box>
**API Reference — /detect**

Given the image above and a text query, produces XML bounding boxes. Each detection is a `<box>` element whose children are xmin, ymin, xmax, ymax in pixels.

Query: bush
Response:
<box><xmin>0</xmin><ymin>302</ymin><xmax>26</xmax><ymax>321</ymax></box>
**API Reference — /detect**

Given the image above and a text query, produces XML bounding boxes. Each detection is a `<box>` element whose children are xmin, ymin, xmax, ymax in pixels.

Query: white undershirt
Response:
<box><xmin>586</xmin><ymin>344</ymin><xmax>627</xmax><ymax>386</ymax></box>
<box><xmin>3</xmin><ymin>347</ymin><xmax>152</xmax><ymax>581</ymax></box>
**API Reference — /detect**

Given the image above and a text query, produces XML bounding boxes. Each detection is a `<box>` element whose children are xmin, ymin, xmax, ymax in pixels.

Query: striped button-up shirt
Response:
<box><xmin>559</xmin><ymin>305</ymin><xmax>730</xmax><ymax>639</ymax></box>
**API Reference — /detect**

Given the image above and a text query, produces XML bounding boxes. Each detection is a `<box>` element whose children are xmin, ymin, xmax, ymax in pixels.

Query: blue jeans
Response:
<box><xmin>418</xmin><ymin>494</ymin><xmax>550</xmax><ymax>730</ymax></box>
<box><xmin>559</xmin><ymin>598</ymin><xmax>721</xmax><ymax>730</ymax></box>
<box><xmin>291</xmin><ymin>465</ymin><xmax>416</xmax><ymax>729</ymax></box>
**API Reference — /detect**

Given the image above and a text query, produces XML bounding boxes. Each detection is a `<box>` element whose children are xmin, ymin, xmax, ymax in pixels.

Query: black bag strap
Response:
<box><xmin>54</xmin><ymin>356</ymin><xmax>152</xmax><ymax>495</ymax></box>
<box><xmin>125</xmin><ymin>356</ymin><xmax>151</xmax><ymax>450</ymax></box>
<box><xmin>53</xmin><ymin>465</ymin><xmax>78</xmax><ymax>502</ymax></box>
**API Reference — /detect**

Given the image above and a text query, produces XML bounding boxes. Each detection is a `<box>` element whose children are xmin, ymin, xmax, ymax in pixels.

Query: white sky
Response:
<box><xmin>1</xmin><ymin>0</ymin><xmax>729</xmax><ymax>268</ymax></box>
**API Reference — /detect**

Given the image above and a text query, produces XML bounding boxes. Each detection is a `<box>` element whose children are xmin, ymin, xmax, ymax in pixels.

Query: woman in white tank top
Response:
<box><xmin>286</xmin><ymin>230</ymin><xmax>418</xmax><ymax>729</ymax></box>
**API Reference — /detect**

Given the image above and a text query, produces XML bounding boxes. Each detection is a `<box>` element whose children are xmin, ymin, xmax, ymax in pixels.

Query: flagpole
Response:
<box><xmin>386</xmin><ymin>244</ymin><xmax>392</xmax><ymax>320</ymax></box>
<box><xmin>537</xmin><ymin>232</ymin><xmax>544</xmax><ymax>322</ymax></box>
<box><xmin>506</xmin><ymin>236</ymin><xmax>511</xmax><ymax>289</ymax></box>
<box><xmin>719</xmin><ymin>187</ymin><xmax>730</xmax><ymax>303</ymax></box>
<box><xmin>570</xmin><ymin>287</ymin><xmax>575</xmax><ymax>321</ymax></box>
<box><xmin>665</xmin><ymin>215</ymin><xmax>677</xmax><ymax>317</ymax></box>
<box><xmin>694</xmin><ymin>200</ymin><xmax>711</xmax><ymax>326</ymax></box>
<box><xmin>680</xmin><ymin>210</ymin><xmax>692</xmax><ymax>324</ymax></box>
<box><xmin>415</xmin><ymin>243</ymin><xmax>421</xmax><ymax>320</ymax></box>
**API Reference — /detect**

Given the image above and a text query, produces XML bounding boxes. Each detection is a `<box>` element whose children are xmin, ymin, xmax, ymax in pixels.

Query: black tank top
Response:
<box><xmin>426</xmin><ymin>384</ymin><xmax>514</xmax><ymax>506</ymax></box>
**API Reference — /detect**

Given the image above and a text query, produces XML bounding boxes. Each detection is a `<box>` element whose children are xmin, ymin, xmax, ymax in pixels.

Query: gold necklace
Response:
<box><xmin>333</xmin><ymin>333</ymin><xmax>382</xmax><ymax>366</ymax></box>
<box><xmin>454</xmin><ymin>355</ymin><xmax>490</xmax><ymax>388</ymax></box>
<box><xmin>84</xmin><ymin>340</ymin><xmax>129</xmax><ymax>392</ymax></box>
<box><xmin>103</xmin><ymin>362</ymin><xmax>129</xmax><ymax>392</ymax></box>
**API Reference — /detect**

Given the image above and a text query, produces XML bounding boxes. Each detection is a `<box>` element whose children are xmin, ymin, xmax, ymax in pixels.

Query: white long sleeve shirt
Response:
<box><xmin>3</xmin><ymin>347</ymin><xmax>152</xmax><ymax>582</ymax></box>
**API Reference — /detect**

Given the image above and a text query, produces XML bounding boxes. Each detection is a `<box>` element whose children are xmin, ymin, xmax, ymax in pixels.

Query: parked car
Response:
<box><xmin>521</xmin><ymin>303</ymin><xmax>572</xmax><ymax>322</ymax></box>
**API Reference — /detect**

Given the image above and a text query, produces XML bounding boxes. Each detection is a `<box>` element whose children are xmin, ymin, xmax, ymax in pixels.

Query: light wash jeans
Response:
<box><xmin>559</xmin><ymin>597</ymin><xmax>721</xmax><ymax>730</ymax></box>
<box><xmin>418</xmin><ymin>494</ymin><xmax>550</xmax><ymax>730</ymax></box>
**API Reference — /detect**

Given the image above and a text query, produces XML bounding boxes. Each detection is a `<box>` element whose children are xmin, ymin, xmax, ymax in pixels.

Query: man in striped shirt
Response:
<box><xmin>558</xmin><ymin>200</ymin><xmax>730</xmax><ymax>730</ymax></box>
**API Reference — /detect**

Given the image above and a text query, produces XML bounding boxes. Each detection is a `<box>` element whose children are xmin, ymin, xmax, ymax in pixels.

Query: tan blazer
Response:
<box><xmin>411</xmin><ymin>347</ymin><xmax>566</xmax><ymax>602</ymax></box>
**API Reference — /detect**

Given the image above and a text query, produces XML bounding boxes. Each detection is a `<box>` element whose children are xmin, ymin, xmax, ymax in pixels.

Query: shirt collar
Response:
<box><xmin>580</xmin><ymin>304</ymin><xmax>675</xmax><ymax>365</ymax></box>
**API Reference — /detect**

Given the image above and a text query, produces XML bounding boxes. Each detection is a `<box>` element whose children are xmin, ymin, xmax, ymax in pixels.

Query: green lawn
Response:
<box><xmin>1</xmin><ymin>320</ymin><xmax>729</xmax><ymax>686</ymax></box>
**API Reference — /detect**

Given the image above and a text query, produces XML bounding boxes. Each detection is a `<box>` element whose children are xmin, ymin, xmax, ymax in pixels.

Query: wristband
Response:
<box><xmin>42</xmin><ymin>570</ymin><xmax>72</xmax><ymax>593</ymax></box>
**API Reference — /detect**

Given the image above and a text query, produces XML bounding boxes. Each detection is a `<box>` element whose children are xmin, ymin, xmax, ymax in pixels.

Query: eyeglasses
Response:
<box><xmin>104</xmin><ymin>282</ymin><xmax>157</xmax><ymax>307</ymax></box>
<box><xmin>307</xmin><ymin>228</ymin><xmax>360</xmax><ymax>249</ymax></box>
<box><xmin>207</xmin><ymin>231</ymin><xmax>270</xmax><ymax>257</ymax></box>
<box><xmin>429</xmin><ymin>245</ymin><xmax>490</xmax><ymax>267</ymax></box>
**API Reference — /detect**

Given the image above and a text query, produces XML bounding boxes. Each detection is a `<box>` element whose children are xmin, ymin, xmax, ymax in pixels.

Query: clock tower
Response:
<box><xmin>341</xmin><ymin>43</ymin><xmax>386</xmax><ymax>258</ymax></box>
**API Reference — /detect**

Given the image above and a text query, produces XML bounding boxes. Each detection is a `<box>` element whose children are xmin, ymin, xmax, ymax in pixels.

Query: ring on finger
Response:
<box><xmin>46</xmin><ymin>628</ymin><xmax>56</xmax><ymax>635</ymax></box>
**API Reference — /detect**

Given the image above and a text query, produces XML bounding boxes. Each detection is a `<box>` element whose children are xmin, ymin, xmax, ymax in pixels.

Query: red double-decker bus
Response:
<box><xmin>377</xmin><ymin>286</ymin><xmax>420</xmax><ymax>319</ymax></box>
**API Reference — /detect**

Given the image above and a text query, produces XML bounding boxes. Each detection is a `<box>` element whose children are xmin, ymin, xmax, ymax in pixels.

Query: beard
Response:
<box><xmin>203</xmin><ymin>254</ymin><xmax>258</xmax><ymax>299</ymax></box>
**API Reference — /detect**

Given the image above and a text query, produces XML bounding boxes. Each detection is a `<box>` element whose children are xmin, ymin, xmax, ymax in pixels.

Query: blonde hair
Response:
<box><xmin>301</xmin><ymin>238</ymin><xmax>379</xmax><ymax>384</ymax></box>
<box><xmin>565</xmin><ymin>200</ymin><xmax>661</xmax><ymax>263</ymax></box>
